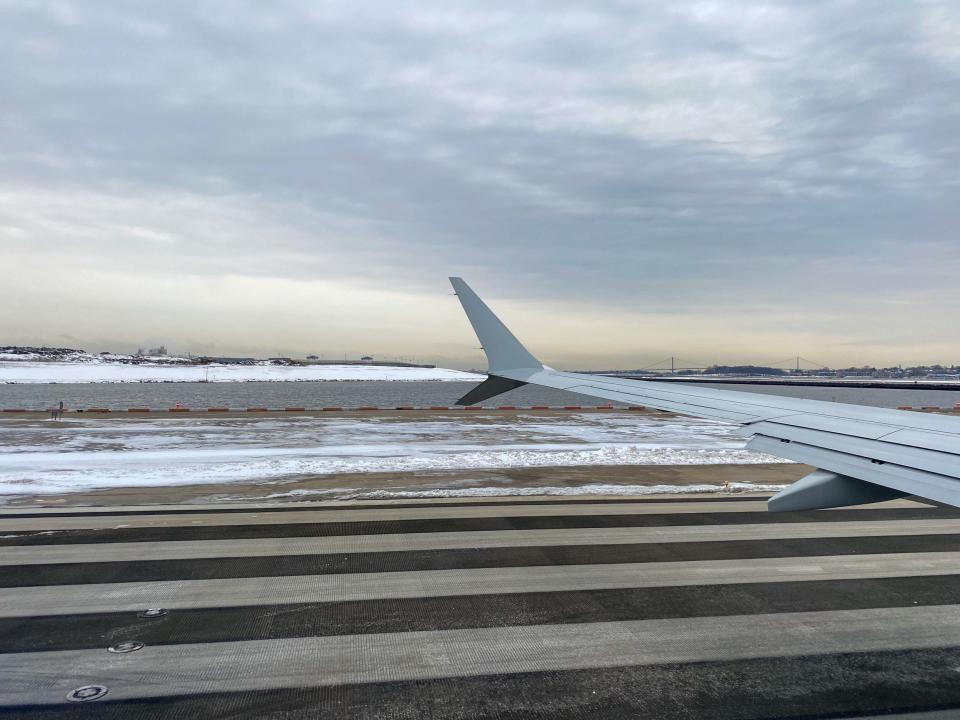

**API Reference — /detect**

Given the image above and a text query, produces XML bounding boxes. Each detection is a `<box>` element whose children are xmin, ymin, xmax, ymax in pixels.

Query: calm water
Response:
<box><xmin>1</xmin><ymin>380</ymin><xmax>958</xmax><ymax>410</ymax></box>
<box><xmin>0</xmin><ymin>382</ymin><xmax>589</xmax><ymax>410</ymax></box>
<box><xmin>686</xmin><ymin>382</ymin><xmax>960</xmax><ymax>409</ymax></box>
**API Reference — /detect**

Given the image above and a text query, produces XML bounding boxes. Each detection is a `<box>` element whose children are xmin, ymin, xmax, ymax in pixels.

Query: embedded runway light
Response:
<box><xmin>66</xmin><ymin>685</ymin><xmax>108</xmax><ymax>702</ymax></box>
<box><xmin>108</xmin><ymin>641</ymin><xmax>144</xmax><ymax>653</ymax></box>
<box><xmin>138</xmin><ymin>608</ymin><xmax>167</xmax><ymax>618</ymax></box>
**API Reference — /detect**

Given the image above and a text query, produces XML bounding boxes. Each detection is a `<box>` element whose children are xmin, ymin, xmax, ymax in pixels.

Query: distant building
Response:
<box><xmin>361</xmin><ymin>355</ymin><xmax>373</xmax><ymax>361</ymax></box>
<box><xmin>306</xmin><ymin>355</ymin><xmax>319</xmax><ymax>360</ymax></box>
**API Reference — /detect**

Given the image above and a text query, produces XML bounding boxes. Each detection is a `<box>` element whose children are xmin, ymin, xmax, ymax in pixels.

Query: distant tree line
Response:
<box><xmin>704</xmin><ymin>365</ymin><xmax>787</xmax><ymax>376</ymax></box>
<box><xmin>135</xmin><ymin>346</ymin><xmax>168</xmax><ymax>357</ymax></box>
<box><xmin>0</xmin><ymin>346</ymin><xmax>84</xmax><ymax>356</ymax></box>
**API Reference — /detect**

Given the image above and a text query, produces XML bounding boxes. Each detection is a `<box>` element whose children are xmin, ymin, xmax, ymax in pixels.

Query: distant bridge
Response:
<box><xmin>599</xmin><ymin>356</ymin><xmax>830</xmax><ymax>374</ymax></box>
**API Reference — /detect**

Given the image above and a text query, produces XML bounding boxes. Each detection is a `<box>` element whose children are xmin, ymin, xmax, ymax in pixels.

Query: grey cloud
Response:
<box><xmin>1</xmin><ymin>0</ymin><xmax>958</xmax><ymax>360</ymax></box>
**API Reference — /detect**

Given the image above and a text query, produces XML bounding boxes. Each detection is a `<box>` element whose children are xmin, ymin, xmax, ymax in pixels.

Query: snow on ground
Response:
<box><xmin>0</xmin><ymin>361</ymin><xmax>483</xmax><ymax>383</ymax></box>
<box><xmin>263</xmin><ymin>482</ymin><xmax>789</xmax><ymax>500</ymax></box>
<box><xmin>0</xmin><ymin>349</ymin><xmax>189</xmax><ymax>363</ymax></box>
<box><xmin>0</xmin><ymin>413</ymin><xmax>789</xmax><ymax>495</ymax></box>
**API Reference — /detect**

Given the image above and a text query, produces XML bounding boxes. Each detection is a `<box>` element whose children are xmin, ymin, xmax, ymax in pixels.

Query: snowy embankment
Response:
<box><xmin>0</xmin><ymin>413</ymin><xmax>790</xmax><ymax>495</ymax></box>
<box><xmin>0</xmin><ymin>362</ymin><xmax>483</xmax><ymax>384</ymax></box>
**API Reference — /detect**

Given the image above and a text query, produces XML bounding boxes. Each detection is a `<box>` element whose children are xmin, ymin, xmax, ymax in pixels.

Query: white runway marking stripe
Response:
<box><xmin>3</xmin><ymin>604</ymin><xmax>960</xmax><ymax>705</ymax></box>
<box><xmin>0</xmin><ymin>494</ymin><xmax>786</xmax><ymax>515</ymax></box>
<box><xmin>3</xmin><ymin>518</ymin><xmax>960</xmax><ymax>566</ymax></box>
<box><xmin>3</xmin><ymin>552</ymin><xmax>960</xmax><ymax>618</ymax></box>
<box><xmin>0</xmin><ymin>498</ymin><xmax>926</xmax><ymax>532</ymax></box>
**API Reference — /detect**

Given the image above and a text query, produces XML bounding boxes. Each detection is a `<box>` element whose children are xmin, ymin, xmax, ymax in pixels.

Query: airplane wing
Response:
<box><xmin>449</xmin><ymin>277</ymin><xmax>960</xmax><ymax>512</ymax></box>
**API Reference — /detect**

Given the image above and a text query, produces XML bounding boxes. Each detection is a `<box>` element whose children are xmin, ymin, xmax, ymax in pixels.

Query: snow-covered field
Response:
<box><xmin>0</xmin><ymin>361</ymin><xmax>483</xmax><ymax>384</ymax></box>
<box><xmin>0</xmin><ymin>350</ymin><xmax>191</xmax><ymax>363</ymax></box>
<box><xmin>0</xmin><ymin>413</ymin><xmax>789</xmax><ymax>495</ymax></box>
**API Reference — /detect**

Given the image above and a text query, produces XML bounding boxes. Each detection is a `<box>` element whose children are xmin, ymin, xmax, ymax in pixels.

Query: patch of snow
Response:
<box><xmin>0</xmin><ymin>348</ymin><xmax>194</xmax><ymax>364</ymax></box>
<box><xmin>0</xmin><ymin>531</ymin><xmax>58</xmax><ymax>538</ymax></box>
<box><xmin>0</xmin><ymin>361</ymin><xmax>483</xmax><ymax>383</ymax></box>
<box><xmin>264</xmin><ymin>483</ymin><xmax>789</xmax><ymax>500</ymax></box>
<box><xmin>0</xmin><ymin>414</ymin><xmax>791</xmax><ymax>495</ymax></box>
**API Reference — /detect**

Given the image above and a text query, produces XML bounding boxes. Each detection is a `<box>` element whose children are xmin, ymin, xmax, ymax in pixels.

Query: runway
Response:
<box><xmin>2</xmin><ymin>494</ymin><xmax>960</xmax><ymax>718</ymax></box>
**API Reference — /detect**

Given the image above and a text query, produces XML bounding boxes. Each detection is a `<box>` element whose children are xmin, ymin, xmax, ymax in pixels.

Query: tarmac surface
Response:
<box><xmin>3</xmin><ymin>493</ymin><xmax>960</xmax><ymax>718</ymax></box>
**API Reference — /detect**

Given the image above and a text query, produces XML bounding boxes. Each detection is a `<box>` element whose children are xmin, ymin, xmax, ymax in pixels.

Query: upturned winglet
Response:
<box><xmin>449</xmin><ymin>277</ymin><xmax>543</xmax><ymax>374</ymax></box>
<box><xmin>449</xmin><ymin>277</ymin><xmax>542</xmax><ymax>404</ymax></box>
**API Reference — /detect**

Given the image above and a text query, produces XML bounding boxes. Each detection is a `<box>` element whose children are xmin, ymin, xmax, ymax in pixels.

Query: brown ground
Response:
<box><xmin>7</xmin><ymin>463</ymin><xmax>812</xmax><ymax>508</ymax></box>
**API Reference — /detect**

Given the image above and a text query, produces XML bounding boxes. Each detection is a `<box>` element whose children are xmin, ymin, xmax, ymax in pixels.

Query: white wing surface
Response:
<box><xmin>449</xmin><ymin>277</ymin><xmax>960</xmax><ymax>512</ymax></box>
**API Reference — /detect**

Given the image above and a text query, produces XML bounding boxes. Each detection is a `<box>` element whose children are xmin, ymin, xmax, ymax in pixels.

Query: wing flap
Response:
<box><xmin>740</xmin><ymin>421</ymin><xmax>960</xmax><ymax>480</ymax></box>
<box><xmin>883</xmin><ymin>428</ymin><xmax>960</xmax><ymax>455</ymax></box>
<box><xmin>747</xmin><ymin>434</ymin><xmax>960</xmax><ymax>508</ymax></box>
<box><xmin>751</xmin><ymin>414</ymin><xmax>902</xmax><ymax>440</ymax></box>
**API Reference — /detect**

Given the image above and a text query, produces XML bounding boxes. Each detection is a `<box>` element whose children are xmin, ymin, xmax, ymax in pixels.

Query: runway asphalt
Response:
<box><xmin>2</xmin><ymin>493</ymin><xmax>960</xmax><ymax>718</ymax></box>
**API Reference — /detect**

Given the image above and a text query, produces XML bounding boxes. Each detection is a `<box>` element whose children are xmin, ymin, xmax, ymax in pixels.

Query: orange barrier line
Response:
<box><xmin>0</xmin><ymin>405</ymin><xmax>786</xmax><ymax>415</ymax></box>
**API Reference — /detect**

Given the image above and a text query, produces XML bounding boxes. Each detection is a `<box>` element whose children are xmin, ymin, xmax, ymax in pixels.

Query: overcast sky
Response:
<box><xmin>1</xmin><ymin>1</ymin><xmax>958</xmax><ymax>369</ymax></box>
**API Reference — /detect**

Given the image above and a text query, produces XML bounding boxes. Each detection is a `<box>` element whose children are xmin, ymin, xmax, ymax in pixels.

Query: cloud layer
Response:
<box><xmin>2</xmin><ymin>1</ymin><xmax>958</xmax><ymax>367</ymax></box>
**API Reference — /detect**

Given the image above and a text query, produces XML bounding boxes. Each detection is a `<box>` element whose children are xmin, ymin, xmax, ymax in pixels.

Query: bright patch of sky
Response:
<box><xmin>1</xmin><ymin>1</ymin><xmax>958</xmax><ymax>368</ymax></box>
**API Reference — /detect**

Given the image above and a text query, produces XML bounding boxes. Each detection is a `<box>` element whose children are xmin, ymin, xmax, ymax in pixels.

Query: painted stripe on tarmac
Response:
<box><xmin>5</xmin><ymin>575</ymin><xmax>960</xmax><ymax>654</ymax></box>
<box><xmin>9</xmin><ymin>534</ymin><xmax>960</xmax><ymax>588</ymax></box>
<box><xmin>0</xmin><ymin>493</ymin><xmax>790</xmax><ymax>517</ymax></box>
<box><xmin>4</xmin><ymin>648</ymin><xmax>955</xmax><ymax>720</ymax></box>
<box><xmin>3</xmin><ymin>552</ymin><xmax>959</xmax><ymax>618</ymax></box>
<box><xmin>0</xmin><ymin>498</ymin><xmax>930</xmax><ymax>532</ymax></box>
<box><xmin>4</xmin><ymin>518</ymin><xmax>959</xmax><ymax>566</ymax></box>
<box><xmin>4</xmin><ymin>508</ymin><xmax>954</xmax><ymax>547</ymax></box>
<box><xmin>0</xmin><ymin>500</ymin><xmax>801</xmax><ymax>532</ymax></box>
<box><xmin>850</xmin><ymin>713</ymin><xmax>960</xmax><ymax>720</ymax></box>
<box><xmin>3</xmin><ymin>604</ymin><xmax>960</xmax><ymax>705</ymax></box>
